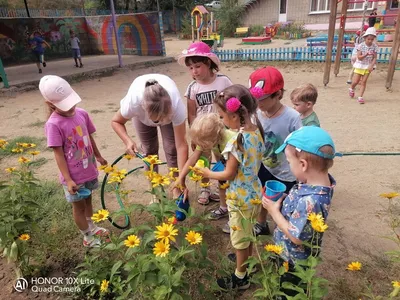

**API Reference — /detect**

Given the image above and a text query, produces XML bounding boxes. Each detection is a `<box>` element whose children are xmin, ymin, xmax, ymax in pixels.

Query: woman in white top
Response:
<box><xmin>111</xmin><ymin>74</ymin><xmax>188</xmax><ymax>198</ymax></box>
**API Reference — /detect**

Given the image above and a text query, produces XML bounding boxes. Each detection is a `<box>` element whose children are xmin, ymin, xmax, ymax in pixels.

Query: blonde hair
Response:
<box><xmin>286</xmin><ymin>144</ymin><xmax>334</xmax><ymax>172</ymax></box>
<box><xmin>190</xmin><ymin>113</ymin><xmax>225</xmax><ymax>150</ymax></box>
<box><xmin>142</xmin><ymin>80</ymin><xmax>172</xmax><ymax>121</ymax></box>
<box><xmin>290</xmin><ymin>83</ymin><xmax>318</xmax><ymax>104</ymax></box>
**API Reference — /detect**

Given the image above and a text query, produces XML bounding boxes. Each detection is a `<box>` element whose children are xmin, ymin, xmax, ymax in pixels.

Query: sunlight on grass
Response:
<box><xmin>0</xmin><ymin>136</ymin><xmax>45</xmax><ymax>158</ymax></box>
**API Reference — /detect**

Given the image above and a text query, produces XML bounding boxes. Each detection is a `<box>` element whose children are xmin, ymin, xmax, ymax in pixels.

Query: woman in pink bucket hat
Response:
<box><xmin>177</xmin><ymin>41</ymin><xmax>233</xmax><ymax>217</ymax></box>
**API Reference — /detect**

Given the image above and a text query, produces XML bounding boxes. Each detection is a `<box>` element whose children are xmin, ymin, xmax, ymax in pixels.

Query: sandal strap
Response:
<box><xmin>213</xmin><ymin>207</ymin><xmax>227</xmax><ymax>216</ymax></box>
<box><xmin>200</xmin><ymin>187</ymin><xmax>211</xmax><ymax>193</ymax></box>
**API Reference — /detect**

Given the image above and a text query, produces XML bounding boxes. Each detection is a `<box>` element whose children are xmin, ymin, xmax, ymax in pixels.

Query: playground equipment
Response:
<box><xmin>191</xmin><ymin>5</ymin><xmax>223</xmax><ymax>49</ymax></box>
<box><xmin>0</xmin><ymin>58</ymin><xmax>9</xmax><ymax>89</ymax></box>
<box><xmin>323</xmin><ymin>0</ymin><xmax>400</xmax><ymax>89</ymax></box>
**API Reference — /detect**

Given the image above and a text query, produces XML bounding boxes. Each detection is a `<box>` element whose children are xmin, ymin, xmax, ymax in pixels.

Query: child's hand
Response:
<box><xmin>66</xmin><ymin>179</ymin><xmax>78</xmax><ymax>195</ymax></box>
<box><xmin>195</xmin><ymin>167</ymin><xmax>211</xmax><ymax>178</ymax></box>
<box><xmin>262</xmin><ymin>193</ymin><xmax>286</xmax><ymax>215</ymax></box>
<box><xmin>97</xmin><ymin>156</ymin><xmax>108</xmax><ymax>166</ymax></box>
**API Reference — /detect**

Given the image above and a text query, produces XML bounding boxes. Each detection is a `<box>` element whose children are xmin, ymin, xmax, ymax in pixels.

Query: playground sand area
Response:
<box><xmin>0</xmin><ymin>61</ymin><xmax>399</xmax><ymax>299</ymax></box>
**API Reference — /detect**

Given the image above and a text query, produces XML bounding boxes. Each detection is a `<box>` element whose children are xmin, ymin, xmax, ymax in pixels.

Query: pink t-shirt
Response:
<box><xmin>45</xmin><ymin>108</ymin><xmax>98</xmax><ymax>185</ymax></box>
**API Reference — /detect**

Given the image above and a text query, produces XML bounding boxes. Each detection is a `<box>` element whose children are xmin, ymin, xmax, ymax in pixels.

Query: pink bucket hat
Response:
<box><xmin>39</xmin><ymin>75</ymin><xmax>81</xmax><ymax>111</ymax></box>
<box><xmin>177</xmin><ymin>41</ymin><xmax>220</xmax><ymax>67</ymax></box>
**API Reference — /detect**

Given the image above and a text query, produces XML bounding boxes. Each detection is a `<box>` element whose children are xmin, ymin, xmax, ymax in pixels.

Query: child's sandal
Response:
<box><xmin>197</xmin><ymin>187</ymin><xmax>210</xmax><ymax>205</ymax></box>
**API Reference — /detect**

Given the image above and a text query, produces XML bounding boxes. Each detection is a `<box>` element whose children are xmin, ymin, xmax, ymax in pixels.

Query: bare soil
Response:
<box><xmin>0</xmin><ymin>59</ymin><xmax>399</xmax><ymax>299</ymax></box>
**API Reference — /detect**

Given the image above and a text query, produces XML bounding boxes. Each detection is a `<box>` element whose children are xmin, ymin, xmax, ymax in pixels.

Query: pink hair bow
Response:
<box><xmin>226</xmin><ymin>97</ymin><xmax>241</xmax><ymax>113</ymax></box>
<box><xmin>249</xmin><ymin>87</ymin><xmax>265</xmax><ymax>99</ymax></box>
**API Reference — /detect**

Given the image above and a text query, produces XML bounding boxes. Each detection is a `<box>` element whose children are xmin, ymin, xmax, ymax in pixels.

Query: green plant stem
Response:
<box><xmin>254</xmin><ymin>243</ymin><xmax>273</xmax><ymax>299</ymax></box>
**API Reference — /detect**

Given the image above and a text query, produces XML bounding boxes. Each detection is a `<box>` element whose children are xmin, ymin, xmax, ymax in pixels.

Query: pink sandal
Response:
<box><xmin>349</xmin><ymin>88</ymin><xmax>355</xmax><ymax>98</ymax></box>
<box><xmin>197</xmin><ymin>187</ymin><xmax>210</xmax><ymax>205</ymax></box>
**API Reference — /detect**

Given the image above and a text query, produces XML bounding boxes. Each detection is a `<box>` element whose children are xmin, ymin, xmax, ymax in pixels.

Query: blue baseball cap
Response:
<box><xmin>275</xmin><ymin>127</ymin><xmax>342</xmax><ymax>159</ymax></box>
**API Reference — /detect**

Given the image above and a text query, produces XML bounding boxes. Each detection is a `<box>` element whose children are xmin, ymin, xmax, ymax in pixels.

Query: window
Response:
<box><xmin>310</xmin><ymin>0</ymin><xmax>375</xmax><ymax>13</ymax></box>
<box><xmin>310</xmin><ymin>0</ymin><xmax>330</xmax><ymax>12</ymax></box>
<box><xmin>280</xmin><ymin>0</ymin><xmax>287</xmax><ymax>13</ymax></box>
<box><xmin>391</xmin><ymin>0</ymin><xmax>399</xmax><ymax>9</ymax></box>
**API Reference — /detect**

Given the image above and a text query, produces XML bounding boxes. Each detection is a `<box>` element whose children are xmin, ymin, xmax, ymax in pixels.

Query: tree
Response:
<box><xmin>215</xmin><ymin>0</ymin><xmax>244</xmax><ymax>37</ymax></box>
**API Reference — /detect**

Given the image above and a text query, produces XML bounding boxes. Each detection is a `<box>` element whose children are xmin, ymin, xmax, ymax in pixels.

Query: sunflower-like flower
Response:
<box><xmin>100</xmin><ymin>279</ymin><xmax>109</xmax><ymax>293</ymax></box>
<box><xmin>123</xmin><ymin>154</ymin><xmax>134</xmax><ymax>161</ymax></box>
<box><xmin>12</xmin><ymin>148</ymin><xmax>23</xmax><ymax>153</ymax></box>
<box><xmin>190</xmin><ymin>173</ymin><xmax>203</xmax><ymax>182</ymax></box>
<box><xmin>250</xmin><ymin>198</ymin><xmax>262</xmax><ymax>205</ymax></box>
<box><xmin>28</xmin><ymin>150</ymin><xmax>40</xmax><ymax>156</ymax></box>
<box><xmin>124</xmin><ymin>235</ymin><xmax>141</xmax><ymax>248</ymax></box>
<box><xmin>185</xmin><ymin>231</ymin><xmax>202</xmax><ymax>245</ymax></box>
<box><xmin>380</xmin><ymin>192</ymin><xmax>400</xmax><ymax>200</ymax></box>
<box><xmin>264</xmin><ymin>244</ymin><xmax>284</xmax><ymax>255</ymax></box>
<box><xmin>155</xmin><ymin>223</ymin><xmax>178</xmax><ymax>244</ymax></box>
<box><xmin>219</xmin><ymin>182</ymin><xmax>230</xmax><ymax>190</ymax></box>
<box><xmin>231</xmin><ymin>225</ymin><xmax>241</xmax><ymax>231</ymax></box>
<box><xmin>151</xmin><ymin>174</ymin><xmax>171</xmax><ymax>188</ymax></box>
<box><xmin>346</xmin><ymin>261</ymin><xmax>362</xmax><ymax>271</ymax></box>
<box><xmin>144</xmin><ymin>170</ymin><xmax>156</xmax><ymax>181</ymax></box>
<box><xmin>5</xmin><ymin>167</ymin><xmax>16</xmax><ymax>173</ymax></box>
<box><xmin>91</xmin><ymin>209</ymin><xmax>110</xmax><ymax>223</ymax></box>
<box><xmin>308</xmin><ymin>213</ymin><xmax>328</xmax><ymax>233</ymax></box>
<box><xmin>19</xmin><ymin>234</ymin><xmax>30</xmax><ymax>241</ymax></box>
<box><xmin>18</xmin><ymin>156</ymin><xmax>31</xmax><ymax>164</ymax></box>
<box><xmin>0</xmin><ymin>139</ymin><xmax>8</xmax><ymax>149</ymax></box>
<box><xmin>153</xmin><ymin>241</ymin><xmax>170</xmax><ymax>257</ymax></box>
<box><xmin>392</xmin><ymin>281</ymin><xmax>400</xmax><ymax>288</ymax></box>
<box><xmin>143</xmin><ymin>155</ymin><xmax>162</xmax><ymax>166</ymax></box>
<box><xmin>283</xmin><ymin>261</ymin><xmax>289</xmax><ymax>272</ymax></box>
<box><xmin>200</xmin><ymin>182</ymin><xmax>212</xmax><ymax>188</ymax></box>
<box><xmin>168</xmin><ymin>167</ymin><xmax>179</xmax><ymax>179</ymax></box>
<box><xmin>166</xmin><ymin>216</ymin><xmax>178</xmax><ymax>225</ymax></box>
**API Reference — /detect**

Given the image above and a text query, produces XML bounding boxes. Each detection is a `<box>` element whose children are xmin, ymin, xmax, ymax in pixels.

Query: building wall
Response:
<box><xmin>0</xmin><ymin>13</ymin><xmax>163</xmax><ymax>66</ymax></box>
<box><xmin>240</xmin><ymin>0</ymin><xmax>377</xmax><ymax>26</ymax></box>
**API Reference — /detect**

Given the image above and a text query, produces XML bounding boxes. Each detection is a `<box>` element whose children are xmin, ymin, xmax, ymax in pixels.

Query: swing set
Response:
<box><xmin>323</xmin><ymin>0</ymin><xmax>400</xmax><ymax>88</ymax></box>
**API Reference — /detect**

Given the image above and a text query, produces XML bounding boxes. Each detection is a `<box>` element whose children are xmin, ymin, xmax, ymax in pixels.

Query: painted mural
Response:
<box><xmin>0</xmin><ymin>12</ymin><xmax>163</xmax><ymax>65</ymax></box>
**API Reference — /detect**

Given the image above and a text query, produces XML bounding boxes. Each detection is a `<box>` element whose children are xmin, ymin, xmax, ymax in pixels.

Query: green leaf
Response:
<box><xmin>153</xmin><ymin>285</ymin><xmax>172</xmax><ymax>300</ymax></box>
<box><xmin>144</xmin><ymin>272</ymin><xmax>158</xmax><ymax>286</ymax></box>
<box><xmin>110</xmin><ymin>261</ymin><xmax>123</xmax><ymax>281</ymax></box>
<box><xmin>170</xmin><ymin>292</ymin><xmax>183</xmax><ymax>300</ymax></box>
<box><xmin>253</xmin><ymin>289</ymin><xmax>269</xmax><ymax>298</ymax></box>
<box><xmin>9</xmin><ymin>241</ymin><xmax>18</xmax><ymax>262</ymax></box>
<box><xmin>104</xmin><ymin>243</ymin><xmax>117</xmax><ymax>251</ymax></box>
<box><xmin>171</xmin><ymin>267</ymin><xmax>185</xmax><ymax>287</ymax></box>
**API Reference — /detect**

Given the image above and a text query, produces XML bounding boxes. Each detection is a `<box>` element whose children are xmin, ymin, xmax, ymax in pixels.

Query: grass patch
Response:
<box><xmin>0</xmin><ymin>136</ymin><xmax>45</xmax><ymax>158</ymax></box>
<box><xmin>90</xmin><ymin>109</ymin><xmax>105</xmax><ymax>114</ymax></box>
<box><xmin>26</xmin><ymin>120</ymin><xmax>46</xmax><ymax>128</ymax></box>
<box><xmin>29</xmin><ymin>157</ymin><xmax>48</xmax><ymax>169</ymax></box>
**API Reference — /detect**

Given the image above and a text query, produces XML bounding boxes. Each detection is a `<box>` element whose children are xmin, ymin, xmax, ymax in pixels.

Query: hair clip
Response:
<box><xmin>249</xmin><ymin>87</ymin><xmax>265</xmax><ymax>99</ymax></box>
<box><xmin>226</xmin><ymin>97</ymin><xmax>241</xmax><ymax>113</ymax></box>
<box><xmin>219</xmin><ymin>92</ymin><xmax>224</xmax><ymax>97</ymax></box>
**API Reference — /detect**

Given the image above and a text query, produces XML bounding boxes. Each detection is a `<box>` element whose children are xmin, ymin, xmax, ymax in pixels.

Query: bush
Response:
<box><xmin>215</xmin><ymin>0</ymin><xmax>244</xmax><ymax>37</ymax></box>
<box><xmin>250</xmin><ymin>25</ymin><xmax>265</xmax><ymax>36</ymax></box>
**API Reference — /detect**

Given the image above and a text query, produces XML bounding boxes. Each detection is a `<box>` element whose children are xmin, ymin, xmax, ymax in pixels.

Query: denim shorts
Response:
<box><xmin>72</xmin><ymin>48</ymin><xmax>81</xmax><ymax>58</ymax></box>
<box><xmin>62</xmin><ymin>179</ymin><xmax>98</xmax><ymax>203</ymax></box>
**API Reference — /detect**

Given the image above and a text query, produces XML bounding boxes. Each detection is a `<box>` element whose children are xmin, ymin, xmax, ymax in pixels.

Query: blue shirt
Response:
<box><xmin>273</xmin><ymin>175</ymin><xmax>336</xmax><ymax>264</ymax></box>
<box><xmin>30</xmin><ymin>37</ymin><xmax>45</xmax><ymax>54</ymax></box>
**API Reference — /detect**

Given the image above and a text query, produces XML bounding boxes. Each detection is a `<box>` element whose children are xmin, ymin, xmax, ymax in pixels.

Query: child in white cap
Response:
<box><xmin>349</xmin><ymin>27</ymin><xmax>378</xmax><ymax>104</ymax></box>
<box><xmin>39</xmin><ymin>75</ymin><xmax>108</xmax><ymax>247</ymax></box>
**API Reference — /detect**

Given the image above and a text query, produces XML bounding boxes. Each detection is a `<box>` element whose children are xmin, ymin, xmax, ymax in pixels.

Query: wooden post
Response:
<box><xmin>385</xmin><ymin>7</ymin><xmax>400</xmax><ymax>89</ymax></box>
<box><xmin>323</xmin><ymin>0</ymin><xmax>338</xmax><ymax>86</ymax></box>
<box><xmin>334</xmin><ymin>0</ymin><xmax>348</xmax><ymax>76</ymax></box>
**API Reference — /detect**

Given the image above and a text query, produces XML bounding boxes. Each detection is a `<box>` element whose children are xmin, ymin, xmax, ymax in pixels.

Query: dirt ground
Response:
<box><xmin>0</xmin><ymin>60</ymin><xmax>399</xmax><ymax>299</ymax></box>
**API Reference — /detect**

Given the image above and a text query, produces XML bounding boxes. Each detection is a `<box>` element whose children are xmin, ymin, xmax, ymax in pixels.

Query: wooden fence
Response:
<box><xmin>214</xmin><ymin>47</ymin><xmax>395</xmax><ymax>63</ymax></box>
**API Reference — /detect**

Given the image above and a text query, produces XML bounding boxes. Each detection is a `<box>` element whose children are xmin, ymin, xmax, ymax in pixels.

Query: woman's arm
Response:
<box><xmin>187</xmin><ymin>98</ymin><xmax>197</xmax><ymax>127</ymax></box>
<box><xmin>89</xmin><ymin>135</ymin><xmax>108</xmax><ymax>166</ymax></box>
<box><xmin>198</xmin><ymin>153</ymin><xmax>238</xmax><ymax>182</ymax></box>
<box><xmin>172</xmin><ymin>122</ymin><xmax>189</xmax><ymax>171</ymax></box>
<box><xmin>111</xmin><ymin>110</ymin><xmax>138</xmax><ymax>155</ymax></box>
<box><xmin>53</xmin><ymin>147</ymin><xmax>77</xmax><ymax>194</ymax></box>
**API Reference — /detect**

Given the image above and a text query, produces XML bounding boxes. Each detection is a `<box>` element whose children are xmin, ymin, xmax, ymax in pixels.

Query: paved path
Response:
<box><xmin>4</xmin><ymin>55</ymin><xmax>173</xmax><ymax>88</ymax></box>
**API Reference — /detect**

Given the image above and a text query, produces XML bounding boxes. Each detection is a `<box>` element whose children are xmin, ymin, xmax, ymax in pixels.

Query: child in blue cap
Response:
<box><xmin>262</xmin><ymin>126</ymin><xmax>340</xmax><ymax>298</ymax></box>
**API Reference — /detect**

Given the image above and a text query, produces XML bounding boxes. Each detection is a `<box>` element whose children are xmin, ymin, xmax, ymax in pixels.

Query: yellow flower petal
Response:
<box><xmin>18</xmin><ymin>156</ymin><xmax>31</xmax><ymax>164</ymax></box>
<box><xmin>153</xmin><ymin>241</ymin><xmax>170</xmax><ymax>257</ymax></box>
<box><xmin>154</xmin><ymin>223</ymin><xmax>178</xmax><ymax>244</ymax></box>
<box><xmin>200</xmin><ymin>182</ymin><xmax>212</xmax><ymax>188</ymax></box>
<box><xmin>143</xmin><ymin>155</ymin><xmax>162</xmax><ymax>166</ymax></box>
<box><xmin>124</xmin><ymin>235</ymin><xmax>140</xmax><ymax>248</ymax></box>
<box><xmin>380</xmin><ymin>192</ymin><xmax>400</xmax><ymax>200</ymax></box>
<box><xmin>185</xmin><ymin>231</ymin><xmax>202</xmax><ymax>245</ymax></box>
<box><xmin>250</xmin><ymin>198</ymin><xmax>262</xmax><ymax>205</ymax></box>
<box><xmin>231</xmin><ymin>225</ymin><xmax>241</xmax><ymax>231</ymax></box>
<box><xmin>91</xmin><ymin>209</ymin><xmax>109</xmax><ymax>223</ymax></box>
<box><xmin>392</xmin><ymin>281</ymin><xmax>400</xmax><ymax>288</ymax></box>
<box><xmin>219</xmin><ymin>182</ymin><xmax>230</xmax><ymax>190</ymax></box>
<box><xmin>19</xmin><ymin>234</ymin><xmax>30</xmax><ymax>241</ymax></box>
<box><xmin>5</xmin><ymin>167</ymin><xmax>17</xmax><ymax>173</ymax></box>
<box><xmin>100</xmin><ymin>279</ymin><xmax>109</xmax><ymax>293</ymax></box>
<box><xmin>12</xmin><ymin>148</ymin><xmax>24</xmax><ymax>153</ymax></box>
<box><xmin>28</xmin><ymin>150</ymin><xmax>40</xmax><ymax>156</ymax></box>
<box><xmin>123</xmin><ymin>154</ymin><xmax>134</xmax><ymax>161</ymax></box>
<box><xmin>264</xmin><ymin>244</ymin><xmax>284</xmax><ymax>255</ymax></box>
<box><xmin>346</xmin><ymin>261</ymin><xmax>362</xmax><ymax>271</ymax></box>
<box><xmin>283</xmin><ymin>261</ymin><xmax>289</xmax><ymax>273</ymax></box>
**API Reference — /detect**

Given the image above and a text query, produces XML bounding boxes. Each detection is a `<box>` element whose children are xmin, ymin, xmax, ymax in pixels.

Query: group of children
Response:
<box><xmin>39</xmin><ymin>40</ymin><xmax>339</xmax><ymax>296</ymax></box>
<box><xmin>28</xmin><ymin>29</ymin><xmax>83</xmax><ymax>74</ymax></box>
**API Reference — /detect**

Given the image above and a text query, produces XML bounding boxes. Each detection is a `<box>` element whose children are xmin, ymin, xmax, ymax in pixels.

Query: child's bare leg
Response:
<box><xmin>359</xmin><ymin>74</ymin><xmax>370</xmax><ymax>97</ymax></box>
<box><xmin>74</xmin><ymin>57</ymin><xmax>78</xmax><ymax>66</ymax></box>
<box><xmin>72</xmin><ymin>200</ymin><xmax>89</xmax><ymax>231</ymax></box>
<box><xmin>236</xmin><ymin>248</ymin><xmax>250</xmax><ymax>273</ymax></box>
<box><xmin>351</xmin><ymin>73</ymin><xmax>361</xmax><ymax>90</ymax></box>
<box><xmin>78</xmin><ymin>57</ymin><xmax>83</xmax><ymax>66</ymax></box>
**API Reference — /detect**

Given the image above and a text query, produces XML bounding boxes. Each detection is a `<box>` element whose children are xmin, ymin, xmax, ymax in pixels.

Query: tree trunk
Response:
<box><xmin>125</xmin><ymin>0</ymin><xmax>129</xmax><ymax>10</ymax></box>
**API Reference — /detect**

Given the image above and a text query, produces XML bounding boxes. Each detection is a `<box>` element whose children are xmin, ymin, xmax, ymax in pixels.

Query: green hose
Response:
<box><xmin>342</xmin><ymin>152</ymin><xmax>400</xmax><ymax>156</ymax></box>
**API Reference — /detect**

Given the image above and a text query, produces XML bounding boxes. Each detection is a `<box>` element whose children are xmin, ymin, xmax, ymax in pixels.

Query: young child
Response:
<box><xmin>29</xmin><ymin>31</ymin><xmax>50</xmax><ymax>74</ymax></box>
<box><xmin>178</xmin><ymin>41</ymin><xmax>232</xmax><ymax>205</ymax></box>
<box><xmin>249</xmin><ymin>66</ymin><xmax>302</xmax><ymax>236</ymax></box>
<box><xmin>290</xmin><ymin>83</ymin><xmax>320</xmax><ymax>127</ymax></box>
<box><xmin>349</xmin><ymin>27</ymin><xmax>378</xmax><ymax>104</ymax></box>
<box><xmin>40</xmin><ymin>75</ymin><xmax>108</xmax><ymax>247</ymax></box>
<box><xmin>69</xmin><ymin>30</ymin><xmax>83</xmax><ymax>68</ymax></box>
<box><xmin>262</xmin><ymin>126</ymin><xmax>338</xmax><ymax>297</ymax></box>
<box><xmin>171</xmin><ymin>113</ymin><xmax>236</xmax><ymax>227</ymax></box>
<box><xmin>195</xmin><ymin>84</ymin><xmax>265</xmax><ymax>290</ymax></box>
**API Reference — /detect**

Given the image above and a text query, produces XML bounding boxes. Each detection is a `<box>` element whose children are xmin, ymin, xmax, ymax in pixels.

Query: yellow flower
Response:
<box><xmin>153</xmin><ymin>241</ymin><xmax>170</xmax><ymax>257</ymax></box>
<box><xmin>108</xmin><ymin>176</ymin><xmax>122</xmax><ymax>184</ymax></box>
<box><xmin>103</xmin><ymin>165</ymin><xmax>116</xmax><ymax>174</ymax></box>
<box><xmin>380</xmin><ymin>192</ymin><xmax>400</xmax><ymax>200</ymax></box>
<box><xmin>12</xmin><ymin>148</ymin><xmax>23</xmax><ymax>153</ymax></box>
<box><xmin>155</xmin><ymin>223</ymin><xmax>178</xmax><ymax>244</ymax></box>
<box><xmin>5</xmin><ymin>167</ymin><xmax>16</xmax><ymax>173</ymax></box>
<box><xmin>143</xmin><ymin>155</ymin><xmax>162</xmax><ymax>166</ymax></box>
<box><xmin>200</xmin><ymin>182</ymin><xmax>212</xmax><ymax>188</ymax></box>
<box><xmin>27</xmin><ymin>143</ymin><xmax>36</xmax><ymax>148</ymax></box>
<box><xmin>91</xmin><ymin>209</ymin><xmax>110</xmax><ymax>223</ymax></box>
<box><xmin>167</xmin><ymin>216</ymin><xmax>177</xmax><ymax>225</ymax></box>
<box><xmin>112</xmin><ymin>169</ymin><xmax>128</xmax><ymax>178</ymax></box>
<box><xmin>231</xmin><ymin>225</ymin><xmax>241</xmax><ymax>231</ymax></box>
<box><xmin>119</xmin><ymin>189</ymin><xmax>133</xmax><ymax>196</ymax></box>
<box><xmin>190</xmin><ymin>173</ymin><xmax>203</xmax><ymax>182</ymax></box>
<box><xmin>144</xmin><ymin>170</ymin><xmax>156</xmax><ymax>180</ymax></box>
<box><xmin>185</xmin><ymin>231</ymin><xmax>203</xmax><ymax>245</ymax></box>
<box><xmin>283</xmin><ymin>261</ymin><xmax>289</xmax><ymax>273</ymax></box>
<box><xmin>264</xmin><ymin>244</ymin><xmax>284</xmax><ymax>255</ymax></box>
<box><xmin>123</xmin><ymin>154</ymin><xmax>134</xmax><ymax>161</ymax></box>
<box><xmin>18</xmin><ymin>156</ymin><xmax>31</xmax><ymax>164</ymax></box>
<box><xmin>124</xmin><ymin>235</ymin><xmax>140</xmax><ymax>248</ymax></box>
<box><xmin>346</xmin><ymin>261</ymin><xmax>362</xmax><ymax>271</ymax></box>
<box><xmin>28</xmin><ymin>150</ymin><xmax>40</xmax><ymax>156</ymax></box>
<box><xmin>307</xmin><ymin>212</ymin><xmax>324</xmax><ymax>223</ymax></box>
<box><xmin>0</xmin><ymin>139</ymin><xmax>8</xmax><ymax>147</ymax></box>
<box><xmin>174</xmin><ymin>183</ymin><xmax>185</xmax><ymax>191</ymax></box>
<box><xmin>310</xmin><ymin>219</ymin><xmax>328</xmax><ymax>233</ymax></box>
<box><xmin>168</xmin><ymin>167</ymin><xmax>179</xmax><ymax>178</ymax></box>
<box><xmin>250</xmin><ymin>198</ymin><xmax>262</xmax><ymax>205</ymax></box>
<box><xmin>16</xmin><ymin>143</ymin><xmax>30</xmax><ymax>148</ymax></box>
<box><xmin>19</xmin><ymin>234</ymin><xmax>30</xmax><ymax>241</ymax></box>
<box><xmin>219</xmin><ymin>182</ymin><xmax>230</xmax><ymax>190</ymax></box>
<box><xmin>392</xmin><ymin>281</ymin><xmax>400</xmax><ymax>288</ymax></box>
<box><xmin>151</xmin><ymin>174</ymin><xmax>171</xmax><ymax>188</ymax></box>
<box><xmin>100</xmin><ymin>279</ymin><xmax>109</xmax><ymax>293</ymax></box>
<box><xmin>98</xmin><ymin>164</ymin><xmax>108</xmax><ymax>171</ymax></box>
